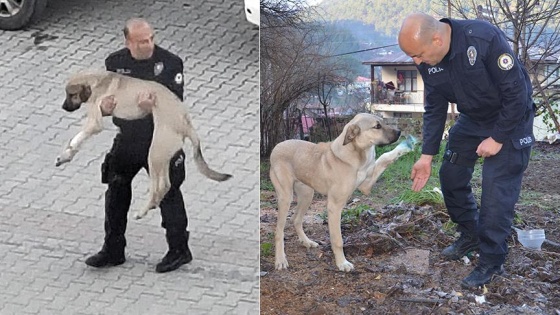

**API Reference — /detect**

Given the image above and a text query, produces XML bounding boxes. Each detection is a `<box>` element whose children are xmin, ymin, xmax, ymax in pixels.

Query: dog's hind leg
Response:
<box><xmin>133</xmin><ymin>143</ymin><xmax>171</xmax><ymax>219</ymax></box>
<box><xmin>271</xmin><ymin>166</ymin><xmax>293</xmax><ymax>270</ymax></box>
<box><xmin>293</xmin><ymin>182</ymin><xmax>318</xmax><ymax>249</ymax></box>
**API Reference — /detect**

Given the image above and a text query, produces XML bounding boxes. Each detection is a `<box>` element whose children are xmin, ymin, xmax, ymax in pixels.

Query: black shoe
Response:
<box><xmin>85</xmin><ymin>249</ymin><xmax>125</xmax><ymax>267</ymax></box>
<box><xmin>461</xmin><ymin>264</ymin><xmax>504</xmax><ymax>288</ymax></box>
<box><xmin>441</xmin><ymin>233</ymin><xmax>479</xmax><ymax>260</ymax></box>
<box><xmin>155</xmin><ymin>248</ymin><xmax>193</xmax><ymax>273</ymax></box>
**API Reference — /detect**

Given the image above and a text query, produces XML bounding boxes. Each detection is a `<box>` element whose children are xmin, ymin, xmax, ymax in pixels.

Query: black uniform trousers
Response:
<box><xmin>439</xmin><ymin>114</ymin><xmax>532</xmax><ymax>266</ymax></box>
<box><xmin>102</xmin><ymin>135</ymin><xmax>188</xmax><ymax>250</ymax></box>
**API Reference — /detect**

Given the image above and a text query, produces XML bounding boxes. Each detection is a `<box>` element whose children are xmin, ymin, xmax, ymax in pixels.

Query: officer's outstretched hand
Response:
<box><xmin>411</xmin><ymin>154</ymin><xmax>433</xmax><ymax>192</ymax></box>
<box><xmin>476</xmin><ymin>137</ymin><xmax>502</xmax><ymax>158</ymax></box>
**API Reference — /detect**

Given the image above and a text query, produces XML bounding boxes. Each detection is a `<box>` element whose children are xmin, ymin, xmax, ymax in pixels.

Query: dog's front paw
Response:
<box><xmin>393</xmin><ymin>136</ymin><xmax>417</xmax><ymax>158</ymax></box>
<box><xmin>55</xmin><ymin>155</ymin><xmax>70</xmax><ymax>167</ymax></box>
<box><xmin>396</xmin><ymin>135</ymin><xmax>418</xmax><ymax>152</ymax></box>
<box><xmin>275</xmin><ymin>256</ymin><xmax>289</xmax><ymax>270</ymax></box>
<box><xmin>56</xmin><ymin>148</ymin><xmax>76</xmax><ymax>166</ymax></box>
<box><xmin>337</xmin><ymin>260</ymin><xmax>355</xmax><ymax>272</ymax></box>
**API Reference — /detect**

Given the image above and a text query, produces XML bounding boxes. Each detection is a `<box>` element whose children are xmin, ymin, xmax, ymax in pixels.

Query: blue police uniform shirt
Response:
<box><xmin>417</xmin><ymin>18</ymin><xmax>534</xmax><ymax>156</ymax></box>
<box><xmin>105</xmin><ymin>45</ymin><xmax>184</xmax><ymax>144</ymax></box>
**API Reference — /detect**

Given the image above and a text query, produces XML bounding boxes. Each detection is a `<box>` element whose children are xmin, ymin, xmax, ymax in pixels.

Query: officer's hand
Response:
<box><xmin>138</xmin><ymin>92</ymin><xmax>156</xmax><ymax>112</ymax></box>
<box><xmin>100</xmin><ymin>95</ymin><xmax>117</xmax><ymax>116</ymax></box>
<box><xmin>411</xmin><ymin>154</ymin><xmax>433</xmax><ymax>192</ymax></box>
<box><xmin>476</xmin><ymin>137</ymin><xmax>503</xmax><ymax>158</ymax></box>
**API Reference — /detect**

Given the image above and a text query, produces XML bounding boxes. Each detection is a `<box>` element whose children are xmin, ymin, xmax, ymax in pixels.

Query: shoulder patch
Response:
<box><xmin>175</xmin><ymin>73</ymin><xmax>183</xmax><ymax>84</ymax></box>
<box><xmin>497</xmin><ymin>53</ymin><xmax>514</xmax><ymax>70</ymax></box>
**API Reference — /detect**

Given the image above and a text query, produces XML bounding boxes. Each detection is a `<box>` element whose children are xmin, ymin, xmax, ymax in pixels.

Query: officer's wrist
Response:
<box><xmin>419</xmin><ymin>154</ymin><xmax>434</xmax><ymax>163</ymax></box>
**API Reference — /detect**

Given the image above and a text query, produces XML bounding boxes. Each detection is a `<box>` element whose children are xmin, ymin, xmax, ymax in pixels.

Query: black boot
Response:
<box><xmin>461</xmin><ymin>264</ymin><xmax>504</xmax><ymax>288</ymax></box>
<box><xmin>85</xmin><ymin>240</ymin><xmax>126</xmax><ymax>268</ymax></box>
<box><xmin>156</xmin><ymin>231</ymin><xmax>193</xmax><ymax>273</ymax></box>
<box><xmin>441</xmin><ymin>233</ymin><xmax>479</xmax><ymax>260</ymax></box>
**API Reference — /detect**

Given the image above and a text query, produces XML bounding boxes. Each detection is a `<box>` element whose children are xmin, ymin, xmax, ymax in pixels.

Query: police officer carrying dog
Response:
<box><xmin>398</xmin><ymin>13</ymin><xmax>535</xmax><ymax>288</ymax></box>
<box><xmin>85</xmin><ymin>18</ymin><xmax>192</xmax><ymax>273</ymax></box>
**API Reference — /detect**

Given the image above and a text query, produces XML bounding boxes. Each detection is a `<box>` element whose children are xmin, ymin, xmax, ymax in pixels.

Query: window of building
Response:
<box><xmin>397</xmin><ymin>70</ymin><xmax>417</xmax><ymax>92</ymax></box>
<box><xmin>544</xmin><ymin>65</ymin><xmax>560</xmax><ymax>87</ymax></box>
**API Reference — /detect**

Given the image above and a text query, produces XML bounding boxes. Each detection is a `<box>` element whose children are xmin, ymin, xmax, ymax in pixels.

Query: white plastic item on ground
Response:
<box><xmin>514</xmin><ymin>227</ymin><xmax>546</xmax><ymax>250</ymax></box>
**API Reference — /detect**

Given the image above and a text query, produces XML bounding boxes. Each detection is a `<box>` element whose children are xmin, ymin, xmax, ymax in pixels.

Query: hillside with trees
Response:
<box><xmin>316</xmin><ymin>0</ymin><xmax>434</xmax><ymax>37</ymax></box>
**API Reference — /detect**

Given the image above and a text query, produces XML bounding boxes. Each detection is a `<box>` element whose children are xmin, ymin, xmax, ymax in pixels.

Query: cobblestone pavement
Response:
<box><xmin>0</xmin><ymin>0</ymin><xmax>259</xmax><ymax>314</ymax></box>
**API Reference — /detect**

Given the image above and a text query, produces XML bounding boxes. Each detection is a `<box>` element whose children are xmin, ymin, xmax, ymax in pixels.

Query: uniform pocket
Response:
<box><xmin>511</xmin><ymin>134</ymin><xmax>535</xmax><ymax>150</ymax></box>
<box><xmin>508</xmin><ymin>137</ymin><xmax>531</xmax><ymax>176</ymax></box>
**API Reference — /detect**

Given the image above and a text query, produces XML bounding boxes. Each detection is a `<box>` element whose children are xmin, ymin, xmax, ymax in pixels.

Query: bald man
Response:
<box><xmin>398</xmin><ymin>13</ymin><xmax>535</xmax><ymax>288</ymax></box>
<box><xmin>86</xmin><ymin>18</ymin><xmax>192</xmax><ymax>273</ymax></box>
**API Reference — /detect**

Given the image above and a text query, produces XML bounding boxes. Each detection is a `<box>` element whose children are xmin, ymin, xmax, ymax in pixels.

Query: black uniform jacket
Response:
<box><xmin>105</xmin><ymin>45</ymin><xmax>184</xmax><ymax>144</ymax></box>
<box><xmin>418</xmin><ymin>18</ymin><xmax>534</xmax><ymax>155</ymax></box>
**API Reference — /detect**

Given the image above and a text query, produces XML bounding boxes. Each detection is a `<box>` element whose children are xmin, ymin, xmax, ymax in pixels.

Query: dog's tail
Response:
<box><xmin>193</xmin><ymin>145</ymin><xmax>232</xmax><ymax>182</ymax></box>
<box><xmin>183</xmin><ymin>115</ymin><xmax>232</xmax><ymax>182</ymax></box>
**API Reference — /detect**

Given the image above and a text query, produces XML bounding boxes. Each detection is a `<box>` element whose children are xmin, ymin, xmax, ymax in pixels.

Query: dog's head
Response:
<box><xmin>342</xmin><ymin>113</ymin><xmax>401</xmax><ymax>148</ymax></box>
<box><xmin>62</xmin><ymin>84</ymin><xmax>92</xmax><ymax>112</ymax></box>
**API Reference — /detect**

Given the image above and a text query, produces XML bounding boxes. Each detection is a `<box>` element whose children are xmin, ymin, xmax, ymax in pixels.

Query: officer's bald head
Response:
<box><xmin>123</xmin><ymin>18</ymin><xmax>153</xmax><ymax>39</ymax></box>
<box><xmin>398</xmin><ymin>13</ymin><xmax>439</xmax><ymax>47</ymax></box>
<box><xmin>123</xmin><ymin>18</ymin><xmax>155</xmax><ymax>60</ymax></box>
<box><xmin>398</xmin><ymin>13</ymin><xmax>451</xmax><ymax>66</ymax></box>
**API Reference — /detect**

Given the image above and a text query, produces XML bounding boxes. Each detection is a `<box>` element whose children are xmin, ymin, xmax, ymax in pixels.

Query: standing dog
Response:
<box><xmin>57</xmin><ymin>70</ymin><xmax>231</xmax><ymax>219</ymax></box>
<box><xmin>270</xmin><ymin>113</ymin><xmax>415</xmax><ymax>272</ymax></box>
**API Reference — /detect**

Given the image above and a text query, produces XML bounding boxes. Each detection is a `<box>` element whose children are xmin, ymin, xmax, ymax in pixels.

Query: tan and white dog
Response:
<box><xmin>57</xmin><ymin>70</ymin><xmax>231</xmax><ymax>219</ymax></box>
<box><xmin>270</xmin><ymin>113</ymin><xmax>415</xmax><ymax>272</ymax></box>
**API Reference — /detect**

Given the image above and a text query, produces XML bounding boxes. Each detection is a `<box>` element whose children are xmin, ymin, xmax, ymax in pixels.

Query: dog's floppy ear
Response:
<box><xmin>65</xmin><ymin>84</ymin><xmax>80</xmax><ymax>94</ymax></box>
<box><xmin>79</xmin><ymin>84</ymin><xmax>92</xmax><ymax>102</ymax></box>
<box><xmin>343</xmin><ymin>124</ymin><xmax>360</xmax><ymax>145</ymax></box>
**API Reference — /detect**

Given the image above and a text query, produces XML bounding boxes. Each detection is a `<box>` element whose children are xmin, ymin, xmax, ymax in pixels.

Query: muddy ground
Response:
<box><xmin>260</xmin><ymin>142</ymin><xmax>560</xmax><ymax>315</ymax></box>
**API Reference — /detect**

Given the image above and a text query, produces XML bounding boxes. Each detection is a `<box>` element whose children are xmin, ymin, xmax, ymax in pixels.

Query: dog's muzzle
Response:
<box><xmin>62</xmin><ymin>100</ymin><xmax>80</xmax><ymax>112</ymax></box>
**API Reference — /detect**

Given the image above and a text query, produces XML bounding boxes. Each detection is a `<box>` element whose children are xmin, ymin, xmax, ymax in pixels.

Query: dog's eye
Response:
<box><xmin>372</xmin><ymin>123</ymin><xmax>381</xmax><ymax>129</ymax></box>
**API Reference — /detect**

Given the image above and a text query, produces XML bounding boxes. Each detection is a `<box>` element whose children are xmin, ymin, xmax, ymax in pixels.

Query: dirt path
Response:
<box><xmin>260</xmin><ymin>142</ymin><xmax>560</xmax><ymax>314</ymax></box>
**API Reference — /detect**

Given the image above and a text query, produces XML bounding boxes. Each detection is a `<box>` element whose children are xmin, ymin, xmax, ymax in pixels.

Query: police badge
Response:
<box><xmin>498</xmin><ymin>53</ymin><xmax>514</xmax><ymax>70</ymax></box>
<box><xmin>467</xmin><ymin>46</ymin><xmax>477</xmax><ymax>66</ymax></box>
<box><xmin>154</xmin><ymin>62</ymin><xmax>164</xmax><ymax>76</ymax></box>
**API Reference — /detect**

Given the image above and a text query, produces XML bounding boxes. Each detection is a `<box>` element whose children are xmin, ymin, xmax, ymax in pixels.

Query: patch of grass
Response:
<box><xmin>318</xmin><ymin>204</ymin><xmax>373</xmax><ymax>225</ymax></box>
<box><xmin>441</xmin><ymin>220</ymin><xmax>457</xmax><ymax>235</ymax></box>
<box><xmin>261</xmin><ymin>242</ymin><xmax>273</xmax><ymax>257</ymax></box>
<box><xmin>392</xmin><ymin>189</ymin><xmax>444</xmax><ymax>206</ymax></box>
<box><xmin>518</xmin><ymin>191</ymin><xmax>558</xmax><ymax>212</ymax></box>
<box><xmin>513</xmin><ymin>213</ymin><xmax>524</xmax><ymax>226</ymax></box>
<box><xmin>368</xmin><ymin>140</ymin><xmax>447</xmax><ymax>205</ymax></box>
<box><xmin>343</xmin><ymin>204</ymin><xmax>372</xmax><ymax>224</ymax></box>
<box><xmin>260</xmin><ymin>160</ymin><xmax>270</xmax><ymax>174</ymax></box>
<box><xmin>260</xmin><ymin>160</ymin><xmax>274</xmax><ymax>191</ymax></box>
<box><xmin>374</xmin><ymin>142</ymin><xmax>420</xmax><ymax>188</ymax></box>
<box><xmin>261</xmin><ymin>178</ymin><xmax>274</xmax><ymax>191</ymax></box>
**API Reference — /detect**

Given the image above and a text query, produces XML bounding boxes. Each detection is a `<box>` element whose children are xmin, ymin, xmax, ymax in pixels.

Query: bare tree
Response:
<box><xmin>437</xmin><ymin>0</ymin><xmax>560</xmax><ymax>132</ymax></box>
<box><xmin>260</xmin><ymin>0</ymin><xmax>355</xmax><ymax>157</ymax></box>
<box><xmin>316</xmin><ymin>73</ymin><xmax>340</xmax><ymax>141</ymax></box>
